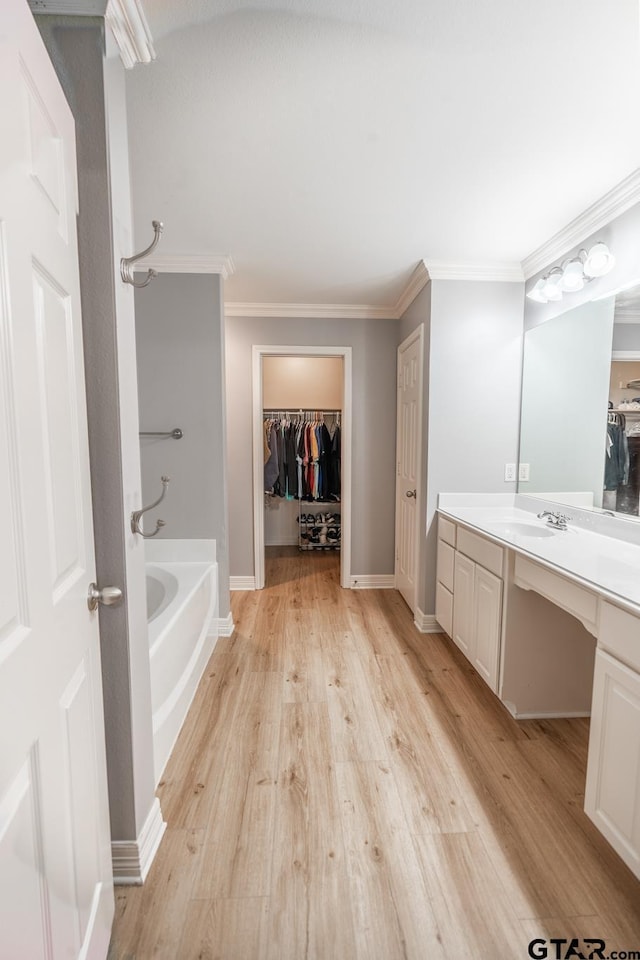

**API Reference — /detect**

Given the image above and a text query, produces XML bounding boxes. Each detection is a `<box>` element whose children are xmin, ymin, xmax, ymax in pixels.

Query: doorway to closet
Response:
<box><xmin>252</xmin><ymin>346</ymin><xmax>352</xmax><ymax>589</ymax></box>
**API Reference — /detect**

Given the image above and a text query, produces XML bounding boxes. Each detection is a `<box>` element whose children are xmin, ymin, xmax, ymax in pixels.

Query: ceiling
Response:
<box><xmin>125</xmin><ymin>0</ymin><xmax>640</xmax><ymax>308</ymax></box>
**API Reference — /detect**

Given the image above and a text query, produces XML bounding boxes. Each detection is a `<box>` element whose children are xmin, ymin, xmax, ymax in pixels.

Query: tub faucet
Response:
<box><xmin>537</xmin><ymin>510</ymin><xmax>571</xmax><ymax>530</ymax></box>
<box><xmin>131</xmin><ymin>476</ymin><xmax>170</xmax><ymax>538</ymax></box>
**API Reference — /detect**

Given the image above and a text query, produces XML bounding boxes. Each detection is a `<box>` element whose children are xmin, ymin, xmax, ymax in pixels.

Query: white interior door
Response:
<box><xmin>395</xmin><ymin>327</ymin><xmax>423</xmax><ymax>611</ymax></box>
<box><xmin>0</xmin><ymin>4</ymin><xmax>114</xmax><ymax>959</ymax></box>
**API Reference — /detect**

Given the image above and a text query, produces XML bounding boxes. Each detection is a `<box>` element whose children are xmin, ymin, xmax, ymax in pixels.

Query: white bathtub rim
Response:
<box><xmin>147</xmin><ymin>561</ymin><xmax>215</xmax><ymax>656</ymax></box>
<box><xmin>152</xmin><ymin>576</ymin><xmax>216</xmax><ymax>736</ymax></box>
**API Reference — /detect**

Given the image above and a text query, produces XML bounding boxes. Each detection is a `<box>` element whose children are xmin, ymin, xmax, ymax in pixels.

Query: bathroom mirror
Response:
<box><xmin>518</xmin><ymin>285</ymin><xmax>640</xmax><ymax>519</ymax></box>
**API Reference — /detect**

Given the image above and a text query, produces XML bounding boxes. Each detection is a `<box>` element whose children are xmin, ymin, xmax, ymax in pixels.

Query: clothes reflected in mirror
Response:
<box><xmin>604</xmin><ymin>403</ymin><xmax>640</xmax><ymax>516</ymax></box>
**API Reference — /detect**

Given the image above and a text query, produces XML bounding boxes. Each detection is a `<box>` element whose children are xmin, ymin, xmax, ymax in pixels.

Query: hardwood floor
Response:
<box><xmin>110</xmin><ymin>547</ymin><xmax>640</xmax><ymax>959</ymax></box>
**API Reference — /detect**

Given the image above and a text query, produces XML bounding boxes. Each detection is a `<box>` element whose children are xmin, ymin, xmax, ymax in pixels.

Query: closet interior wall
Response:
<box><xmin>262</xmin><ymin>356</ymin><xmax>343</xmax><ymax>549</ymax></box>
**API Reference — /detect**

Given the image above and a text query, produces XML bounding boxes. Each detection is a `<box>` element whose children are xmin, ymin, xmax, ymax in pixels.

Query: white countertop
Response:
<box><xmin>437</xmin><ymin>494</ymin><xmax>640</xmax><ymax>615</ymax></box>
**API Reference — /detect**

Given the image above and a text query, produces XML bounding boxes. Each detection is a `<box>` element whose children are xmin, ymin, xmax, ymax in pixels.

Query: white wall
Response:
<box><xmin>263</xmin><ymin>355</ymin><xmax>343</xmax><ymax>409</ymax></box>
<box><xmin>425</xmin><ymin>279</ymin><xmax>524</xmax><ymax>613</ymax></box>
<box><xmin>226</xmin><ymin>315</ymin><xmax>398</xmax><ymax>578</ymax></box>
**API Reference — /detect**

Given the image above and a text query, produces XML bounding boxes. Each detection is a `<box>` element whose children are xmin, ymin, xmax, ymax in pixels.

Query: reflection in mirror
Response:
<box><xmin>518</xmin><ymin>297</ymin><xmax>616</xmax><ymax>511</ymax></box>
<box><xmin>606</xmin><ymin>287</ymin><xmax>640</xmax><ymax>516</ymax></box>
<box><xmin>519</xmin><ymin>285</ymin><xmax>640</xmax><ymax>519</ymax></box>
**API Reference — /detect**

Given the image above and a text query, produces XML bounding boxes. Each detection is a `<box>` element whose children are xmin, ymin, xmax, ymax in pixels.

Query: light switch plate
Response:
<box><xmin>504</xmin><ymin>463</ymin><xmax>516</xmax><ymax>482</ymax></box>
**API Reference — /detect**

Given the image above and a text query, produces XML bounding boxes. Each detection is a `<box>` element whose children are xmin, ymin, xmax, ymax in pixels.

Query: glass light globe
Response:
<box><xmin>561</xmin><ymin>259</ymin><xmax>585</xmax><ymax>292</ymax></box>
<box><xmin>584</xmin><ymin>242</ymin><xmax>615</xmax><ymax>278</ymax></box>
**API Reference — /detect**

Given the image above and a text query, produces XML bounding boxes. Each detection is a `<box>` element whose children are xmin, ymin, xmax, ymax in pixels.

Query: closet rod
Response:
<box><xmin>263</xmin><ymin>409</ymin><xmax>341</xmax><ymax>416</ymax></box>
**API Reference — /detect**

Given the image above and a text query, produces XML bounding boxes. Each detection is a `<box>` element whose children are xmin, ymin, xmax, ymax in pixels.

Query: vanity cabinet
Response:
<box><xmin>585</xmin><ymin>603</ymin><xmax>640</xmax><ymax>877</ymax></box>
<box><xmin>436</xmin><ymin>517</ymin><xmax>504</xmax><ymax>694</ymax></box>
<box><xmin>453</xmin><ymin>553</ymin><xmax>502</xmax><ymax>691</ymax></box>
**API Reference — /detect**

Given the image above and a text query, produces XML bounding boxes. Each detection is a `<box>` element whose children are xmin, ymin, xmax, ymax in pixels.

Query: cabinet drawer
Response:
<box><xmin>599</xmin><ymin>602</ymin><xmax>640</xmax><ymax>673</ymax></box>
<box><xmin>456</xmin><ymin>526</ymin><xmax>504</xmax><ymax>577</ymax></box>
<box><xmin>435</xmin><ymin>582</ymin><xmax>453</xmax><ymax>638</ymax></box>
<box><xmin>514</xmin><ymin>555</ymin><xmax>598</xmax><ymax>637</ymax></box>
<box><xmin>437</xmin><ymin>538</ymin><xmax>455</xmax><ymax>592</ymax></box>
<box><xmin>438</xmin><ymin>515</ymin><xmax>456</xmax><ymax>547</ymax></box>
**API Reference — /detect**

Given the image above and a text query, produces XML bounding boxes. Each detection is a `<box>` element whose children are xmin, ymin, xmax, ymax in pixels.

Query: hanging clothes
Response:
<box><xmin>604</xmin><ymin>413</ymin><xmax>629</xmax><ymax>491</ymax></box>
<box><xmin>263</xmin><ymin>412</ymin><xmax>341</xmax><ymax>501</ymax></box>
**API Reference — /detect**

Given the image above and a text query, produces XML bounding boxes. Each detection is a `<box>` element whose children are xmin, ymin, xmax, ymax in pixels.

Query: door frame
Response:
<box><xmin>394</xmin><ymin>325</ymin><xmax>424</xmax><ymax>613</ymax></box>
<box><xmin>252</xmin><ymin>344</ymin><xmax>352</xmax><ymax>589</ymax></box>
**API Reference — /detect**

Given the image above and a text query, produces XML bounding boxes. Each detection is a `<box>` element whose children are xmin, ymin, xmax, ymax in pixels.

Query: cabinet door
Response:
<box><xmin>452</xmin><ymin>552</ymin><xmax>475</xmax><ymax>659</ymax></box>
<box><xmin>435</xmin><ymin>581</ymin><xmax>453</xmax><ymax>638</ymax></box>
<box><xmin>585</xmin><ymin>649</ymin><xmax>640</xmax><ymax>879</ymax></box>
<box><xmin>473</xmin><ymin>566</ymin><xmax>502</xmax><ymax>692</ymax></box>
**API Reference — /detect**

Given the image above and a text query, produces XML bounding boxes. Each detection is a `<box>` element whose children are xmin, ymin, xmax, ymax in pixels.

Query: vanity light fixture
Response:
<box><xmin>541</xmin><ymin>268</ymin><xmax>564</xmax><ymax>301</ymax></box>
<box><xmin>526</xmin><ymin>242</ymin><xmax>615</xmax><ymax>303</ymax></box>
<box><xmin>583</xmin><ymin>241</ymin><xmax>616</xmax><ymax>277</ymax></box>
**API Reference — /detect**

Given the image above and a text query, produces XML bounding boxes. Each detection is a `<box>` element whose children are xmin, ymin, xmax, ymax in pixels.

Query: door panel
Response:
<box><xmin>452</xmin><ymin>552</ymin><xmax>475</xmax><ymax>658</ymax></box>
<box><xmin>473</xmin><ymin>566</ymin><xmax>502</xmax><ymax>691</ymax></box>
<box><xmin>0</xmin><ymin>5</ymin><xmax>114</xmax><ymax>958</ymax></box>
<box><xmin>585</xmin><ymin>650</ymin><xmax>640</xmax><ymax>876</ymax></box>
<box><xmin>395</xmin><ymin>328</ymin><xmax>423</xmax><ymax>611</ymax></box>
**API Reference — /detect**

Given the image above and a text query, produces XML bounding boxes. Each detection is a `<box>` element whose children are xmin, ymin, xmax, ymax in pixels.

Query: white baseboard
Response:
<box><xmin>504</xmin><ymin>701</ymin><xmax>591</xmax><ymax>721</ymax></box>
<box><xmin>112</xmin><ymin>797</ymin><xmax>166</xmax><ymax>886</ymax></box>
<box><xmin>414</xmin><ymin>608</ymin><xmax>442</xmax><ymax>633</ymax></box>
<box><xmin>349</xmin><ymin>575</ymin><xmax>396</xmax><ymax>589</ymax></box>
<box><xmin>265</xmin><ymin>535</ymin><xmax>299</xmax><ymax>546</ymax></box>
<box><xmin>216</xmin><ymin>612</ymin><xmax>234</xmax><ymax>636</ymax></box>
<box><xmin>230</xmin><ymin>576</ymin><xmax>256</xmax><ymax>591</ymax></box>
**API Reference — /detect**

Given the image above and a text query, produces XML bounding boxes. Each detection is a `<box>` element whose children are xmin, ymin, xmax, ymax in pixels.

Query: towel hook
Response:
<box><xmin>121</xmin><ymin>220</ymin><xmax>163</xmax><ymax>287</ymax></box>
<box><xmin>131</xmin><ymin>475</ymin><xmax>170</xmax><ymax>538</ymax></box>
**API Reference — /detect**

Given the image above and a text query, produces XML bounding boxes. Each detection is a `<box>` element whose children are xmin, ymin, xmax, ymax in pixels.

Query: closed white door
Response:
<box><xmin>395</xmin><ymin>327</ymin><xmax>423</xmax><ymax>611</ymax></box>
<box><xmin>0</xmin><ymin>4</ymin><xmax>114</xmax><ymax>959</ymax></box>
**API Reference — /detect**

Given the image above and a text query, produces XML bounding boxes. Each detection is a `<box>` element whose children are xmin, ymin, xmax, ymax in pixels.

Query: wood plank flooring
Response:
<box><xmin>110</xmin><ymin>547</ymin><xmax>640</xmax><ymax>960</ymax></box>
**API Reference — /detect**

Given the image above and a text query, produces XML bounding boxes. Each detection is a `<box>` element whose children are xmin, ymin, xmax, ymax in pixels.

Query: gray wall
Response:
<box><xmin>425</xmin><ymin>279</ymin><xmax>524</xmax><ymax>612</ymax></box>
<box><xmin>226</xmin><ymin>316</ymin><xmax>398</xmax><ymax>577</ymax></box>
<box><xmin>135</xmin><ymin>273</ymin><xmax>231</xmax><ymax>617</ymax></box>
<box><xmin>613</xmin><ymin>322</ymin><xmax>640</xmax><ymax>351</ymax></box>
<box><xmin>398</xmin><ymin>283</ymin><xmax>432</xmax><ymax>614</ymax></box>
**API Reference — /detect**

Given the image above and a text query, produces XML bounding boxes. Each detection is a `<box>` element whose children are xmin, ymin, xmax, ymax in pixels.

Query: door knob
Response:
<box><xmin>405</xmin><ymin>490</ymin><xmax>417</xmax><ymax>498</ymax></box>
<box><xmin>87</xmin><ymin>583</ymin><xmax>123</xmax><ymax>612</ymax></box>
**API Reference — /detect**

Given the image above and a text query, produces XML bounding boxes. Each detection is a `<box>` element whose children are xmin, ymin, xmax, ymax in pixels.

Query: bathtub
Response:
<box><xmin>146</xmin><ymin>559</ymin><xmax>218</xmax><ymax>785</ymax></box>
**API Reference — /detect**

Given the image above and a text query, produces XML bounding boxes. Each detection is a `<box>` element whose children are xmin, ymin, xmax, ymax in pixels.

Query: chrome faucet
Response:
<box><xmin>537</xmin><ymin>510</ymin><xmax>571</xmax><ymax>530</ymax></box>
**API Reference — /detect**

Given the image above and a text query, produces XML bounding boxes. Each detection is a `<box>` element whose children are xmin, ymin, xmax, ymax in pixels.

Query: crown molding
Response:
<box><xmin>136</xmin><ymin>254</ymin><xmax>235</xmax><ymax>278</ymax></box>
<box><xmin>522</xmin><ymin>167</ymin><xmax>640</xmax><ymax>280</ymax></box>
<box><xmin>29</xmin><ymin>0</ymin><xmax>156</xmax><ymax>67</ymax></box>
<box><xmin>224</xmin><ymin>302</ymin><xmax>395</xmax><ymax>319</ymax></box>
<box><xmin>425</xmin><ymin>260</ymin><xmax>524</xmax><ymax>282</ymax></box>
<box><xmin>224</xmin><ymin>257</ymin><xmax>521</xmax><ymax>319</ymax></box>
<box><xmin>394</xmin><ymin>260</ymin><xmax>430</xmax><ymax>317</ymax></box>
<box><xmin>28</xmin><ymin>1</ymin><xmax>108</xmax><ymax>13</ymax></box>
<box><xmin>105</xmin><ymin>0</ymin><xmax>155</xmax><ymax>68</ymax></box>
<box><xmin>614</xmin><ymin>306</ymin><xmax>640</xmax><ymax>324</ymax></box>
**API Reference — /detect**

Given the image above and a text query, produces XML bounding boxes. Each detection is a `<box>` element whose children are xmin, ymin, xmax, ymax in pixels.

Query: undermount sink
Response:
<box><xmin>485</xmin><ymin>520</ymin><xmax>558</xmax><ymax>539</ymax></box>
